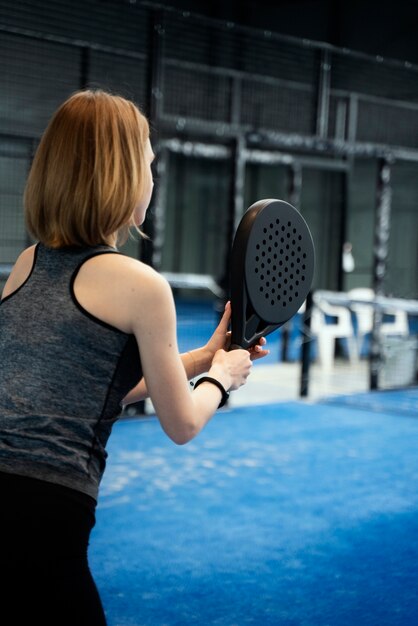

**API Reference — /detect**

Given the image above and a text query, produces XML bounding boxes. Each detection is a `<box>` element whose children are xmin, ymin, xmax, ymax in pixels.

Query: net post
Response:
<box><xmin>369</xmin><ymin>155</ymin><xmax>393</xmax><ymax>391</ymax></box>
<box><xmin>300</xmin><ymin>290</ymin><xmax>313</xmax><ymax>398</ymax></box>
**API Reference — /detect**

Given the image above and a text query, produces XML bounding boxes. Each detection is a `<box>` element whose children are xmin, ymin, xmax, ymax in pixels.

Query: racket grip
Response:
<box><xmin>229</xmin><ymin>343</ymin><xmax>242</xmax><ymax>351</ymax></box>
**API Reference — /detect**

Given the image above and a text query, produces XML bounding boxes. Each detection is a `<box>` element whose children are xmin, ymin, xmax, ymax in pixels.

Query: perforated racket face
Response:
<box><xmin>230</xmin><ymin>199</ymin><xmax>315</xmax><ymax>348</ymax></box>
<box><xmin>245</xmin><ymin>200</ymin><xmax>314</xmax><ymax>324</ymax></box>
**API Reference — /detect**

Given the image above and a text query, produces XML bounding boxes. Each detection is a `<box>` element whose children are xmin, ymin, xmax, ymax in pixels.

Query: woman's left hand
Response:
<box><xmin>247</xmin><ymin>335</ymin><xmax>269</xmax><ymax>361</ymax></box>
<box><xmin>205</xmin><ymin>301</ymin><xmax>269</xmax><ymax>362</ymax></box>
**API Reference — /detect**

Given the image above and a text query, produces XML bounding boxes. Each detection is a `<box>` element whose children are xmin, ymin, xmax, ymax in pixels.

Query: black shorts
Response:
<box><xmin>0</xmin><ymin>471</ymin><xmax>107</xmax><ymax>626</ymax></box>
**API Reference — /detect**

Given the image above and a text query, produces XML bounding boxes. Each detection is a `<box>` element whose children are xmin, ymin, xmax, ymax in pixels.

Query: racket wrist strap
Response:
<box><xmin>193</xmin><ymin>376</ymin><xmax>229</xmax><ymax>408</ymax></box>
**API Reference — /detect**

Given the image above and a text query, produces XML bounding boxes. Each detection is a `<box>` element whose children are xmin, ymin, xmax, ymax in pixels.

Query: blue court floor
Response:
<box><xmin>90</xmin><ymin>389</ymin><xmax>418</xmax><ymax>626</ymax></box>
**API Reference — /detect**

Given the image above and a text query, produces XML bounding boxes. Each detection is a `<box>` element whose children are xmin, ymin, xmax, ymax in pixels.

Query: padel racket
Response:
<box><xmin>230</xmin><ymin>199</ymin><xmax>315</xmax><ymax>349</ymax></box>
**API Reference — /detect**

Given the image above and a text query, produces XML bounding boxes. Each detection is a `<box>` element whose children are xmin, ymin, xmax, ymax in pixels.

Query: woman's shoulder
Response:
<box><xmin>105</xmin><ymin>252</ymin><xmax>172</xmax><ymax>306</ymax></box>
<box><xmin>92</xmin><ymin>250</ymin><xmax>168</xmax><ymax>290</ymax></box>
<box><xmin>100</xmin><ymin>253</ymin><xmax>176</xmax><ymax>339</ymax></box>
<box><xmin>2</xmin><ymin>244</ymin><xmax>38</xmax><ymax>299</ymax></box>
<box><xmin>78</xmin><ymin>250</ymin><xmax>172</xmax><ymax>309</ymax></box>
<box><xmin>72</xmin><ymin>250</ymin><xmax>173</xmax><ymax>334</ymax></box>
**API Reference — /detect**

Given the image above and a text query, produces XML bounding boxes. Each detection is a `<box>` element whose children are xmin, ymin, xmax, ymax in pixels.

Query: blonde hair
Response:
<box><xmin>24</xmin><ymin>90</ymin><xmax>150</xmax><ymax>248</ymax></box>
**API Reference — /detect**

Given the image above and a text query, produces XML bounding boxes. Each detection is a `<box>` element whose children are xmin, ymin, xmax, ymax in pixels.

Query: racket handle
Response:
<box><xmin>229</xmin><ymin>343</ymin><xmax>242</xmax><ymax>351</ymax></box>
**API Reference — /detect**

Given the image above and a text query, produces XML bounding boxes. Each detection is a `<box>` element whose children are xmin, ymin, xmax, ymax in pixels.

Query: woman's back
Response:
<box><xmin>0</xmin><ymin>243</ymin><xmax>142</xmax><ymax>500</ymax></box>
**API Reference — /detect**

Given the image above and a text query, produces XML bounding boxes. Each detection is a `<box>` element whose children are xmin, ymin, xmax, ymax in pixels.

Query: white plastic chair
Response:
<box><xmin>348</xmin><ymin>288</ymin><xmax>409</xmax><ymax>358</ymax></box>
<box><xmin>310</xmin><ymin>299</ymin><xmax>356</xmax><ymax>370</ymax></box>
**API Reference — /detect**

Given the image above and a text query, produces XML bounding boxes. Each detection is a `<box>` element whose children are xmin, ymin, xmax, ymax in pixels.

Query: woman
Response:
<box><xmin>0</xmin><ymin>90</ymin><xmax>268</xmax><ymax>625</ymax></box>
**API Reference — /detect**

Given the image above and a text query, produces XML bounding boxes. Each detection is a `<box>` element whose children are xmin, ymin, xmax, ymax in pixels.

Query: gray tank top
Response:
<box><xmin>0</xmin><ymin>243</ymin><xmax>142</xmax><ymax>500</ymax></box>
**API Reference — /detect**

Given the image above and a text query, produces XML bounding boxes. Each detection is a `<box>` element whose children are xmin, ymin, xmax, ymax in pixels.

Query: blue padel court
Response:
<box><xmin>90</xmin><ymin>388</ymin><xmax>418</xmax><ymax>626</ymax></box>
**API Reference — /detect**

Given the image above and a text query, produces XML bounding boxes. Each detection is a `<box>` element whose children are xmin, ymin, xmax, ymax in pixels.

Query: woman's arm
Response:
<box><xmin>122</xmin><ymin>347</ymin><xmax>209</xmax><ymax>405</ymax></box>
<box><xmin>122</xmin><ymin>302</ymin><xmax>269</xmax><ymax>405</ymax></box>
<box><xmin>124</xmin><ymin>266</ymin><xmax>252</xmax><ymax>444</ymax></box>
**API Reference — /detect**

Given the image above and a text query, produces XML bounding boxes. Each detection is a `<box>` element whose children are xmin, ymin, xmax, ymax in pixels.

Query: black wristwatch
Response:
<box><xmin>192</xmin><ymin>376</ymin><xmax>230</xmax><ymax>408</ymax></box>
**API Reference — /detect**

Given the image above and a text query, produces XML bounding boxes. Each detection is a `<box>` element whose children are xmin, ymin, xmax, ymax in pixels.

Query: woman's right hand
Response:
<box><xmin>208</xmin><ymin>347</ymin><xmax>252</xmax><ymax>392</ymax></box>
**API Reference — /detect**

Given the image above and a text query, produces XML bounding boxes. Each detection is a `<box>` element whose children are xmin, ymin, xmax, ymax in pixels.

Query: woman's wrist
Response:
<box><xmin>200</xmin><ymin>344</ymin><xmax>216</xmax><ymax>373</ymax></box>
<box><xmin>184</xmin><ymin>347</ymin><xmax>213</xmax><ymax>379</ymax></box>
<box><xmin>207</xmin><ymin>364</ymin><xmax>231</xmax><ymax>392</ymax></box>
